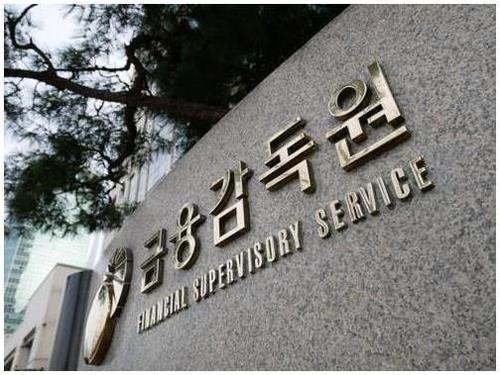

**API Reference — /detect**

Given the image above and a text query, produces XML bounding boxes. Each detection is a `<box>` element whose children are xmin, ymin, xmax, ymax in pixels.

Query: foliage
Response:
<box><xmin>4</xmin><ymin>4</ymin><xmax>347</xmax><ymax>234</ymax></box>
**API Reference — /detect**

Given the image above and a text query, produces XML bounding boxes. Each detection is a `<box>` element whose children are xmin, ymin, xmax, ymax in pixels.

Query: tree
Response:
<box><xmin>4</xmin><ymin>4</ymin><xmax>347</xmax><ymax>235</ymax></box>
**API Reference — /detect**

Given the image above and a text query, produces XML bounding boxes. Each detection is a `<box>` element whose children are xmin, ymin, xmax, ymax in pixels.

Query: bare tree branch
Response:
<box><xmin>6</xmin><ymin>7</ymin><xmax>227</xmax><ymax>125</ymax></box>
<box><xmin>5</xmin><ymin>68</ymin><xmax>227</xmax><ymax>123</ymax></box>
<box><xmin>53</xmin><ymin>64</ymin><xmax>130</xmax><ymax>73</ymax></box>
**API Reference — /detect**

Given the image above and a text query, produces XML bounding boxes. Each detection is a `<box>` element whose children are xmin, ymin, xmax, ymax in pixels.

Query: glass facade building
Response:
<box><xmin>4</xmin><ymin>226</ymin><xmax>91</xmax><ymax>333</ymax></box>
<box><xmin>4</xmin><ymin>220</ymin><xmax>33</xmax><ymax>332</ymax></box>
<box><xmin>4</xmin><ymin>220</ymin><xmax>23</xmax><ymax>284</ymax></box>
<box><xmin>86</xmin><ymin>117</ymin><xmax>179</xmax><ymax>268</ymax></box>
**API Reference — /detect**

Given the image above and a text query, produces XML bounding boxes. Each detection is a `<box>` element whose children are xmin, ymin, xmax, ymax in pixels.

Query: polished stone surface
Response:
<box><xmin>79</xmin><ymin>5</ymin><xmax>495</xmax><ymax>370</ymax></box>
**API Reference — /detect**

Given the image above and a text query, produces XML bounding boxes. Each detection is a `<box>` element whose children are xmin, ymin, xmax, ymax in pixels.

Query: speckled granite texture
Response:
<box><xmin>78</xmin><ymin>5</ymin><xmax>495</xmax><ymax>370</ymax></box>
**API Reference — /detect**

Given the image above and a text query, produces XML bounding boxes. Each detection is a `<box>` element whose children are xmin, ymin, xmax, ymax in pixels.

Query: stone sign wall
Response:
<box><xmin>78</xmin><ymin>4</ymin><xmax>495</xmax><ymax>370</ymax></box>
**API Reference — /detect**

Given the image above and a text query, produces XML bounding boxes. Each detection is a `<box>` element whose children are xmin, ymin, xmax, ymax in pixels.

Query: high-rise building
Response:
<box><xmin>4</xmin><ymin>220</ymin><xmax>22</xmax><ymax>284</ymax></box>
<box><xmin>4</xmin><ymin>220</ymin><xmax>33</xmax><ymax>332</ymax></box>
<box><xmin>86</xmin><ymin>117</ymin><xmax>180</xmax><ymax>269</ymax></box>
<box><xmin>4</xmin><ymin>226</ymin><xmax>91</xmax><ymax>333</ymax></box>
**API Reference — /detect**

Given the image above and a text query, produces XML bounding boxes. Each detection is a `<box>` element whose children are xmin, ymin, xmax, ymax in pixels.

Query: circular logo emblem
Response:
<box><xmin>83</xmin><ymin>247</ymin><xmax>133</xmax><ymax>365</ymax></box>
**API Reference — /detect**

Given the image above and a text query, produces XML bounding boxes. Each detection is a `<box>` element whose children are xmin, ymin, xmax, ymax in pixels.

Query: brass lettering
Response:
<box><xmin>289</xmin><ymin>221</ymin><xmax>302</xmax><ymax>250</ymax></box>
<box><xmin>235</xmin><ymin>251</ymin><xmax>246</xmax><ymax>278</ymax></box>
<box><xmin>156</xmin><ymin>300</ymin><xmax>164</xmax><ymax>323</ymax></box>
<box><xmin>329</xmin><ymin>199</ymin><xmax>347</xmax><ymax>231</ymax></box>
<box><xmin>200</xmin><ymin>274</ymin><xmax>208</xmax><ymax>299</ymax></box>
<box><xmin>278</xmin><ymin>229</ymin><xmax>291</xmax><ymax>256</ymax></box>
<box><xmin>226</xmin><ymin>259</ymin><xmax>234</xmax><ymax>285</ymax></box>
<box><xmin>265</xmin><ymin>235</ymin><xmax>277</xmax><ymax>262</ymax></box>
<box><xmin>390</xmin><ymin>167</ymin><xmax>411</xmax><ymax>200</ymax></box>
<box><xmin>253</xmin><ymin>242</ymin><xmax>263</xmax><ymax>269</ymax></box>
<box><xmin>164</xmin><ymin>296</ymin><xmax>170</xmax><ymax>317</ymax></box>
<box><xmin>180</xmin><ymin>287</ymin><xmax>188</xmax><ymax>310</ymax></box>
<box><xmin>409</xmin><ymin>156</ymin><xmax>434</xmax><ymax>191</ymax></box>
<box><xmin>325</xmin><ymin>62</ymin><xmax>409</xmax><ymax>171</ymax></box>
<box><xmin>315</xmin><ymin>208</ymin><xmax>330</xmax><ymax>238</ymax></box>
<box><xmin>192</xmin><ymin>278</ymin><xmax>201</xmax><ymax>302</ymax></box>
<box><xmin>259</xmin><ymin>117</ymin><xmax>317</xmax><ymax>193</ymax></box>
<box><xmin>359</xmin><ymin>182</ymin><xmax>378</xmax><ymax>215</ymax></box>
<box><xmin>150</xmin><ymin>305</ymin><xmax>156</xmax><ymax>326</ymax></box>
<box><xmin>376</xmin><ymin>176</ymin><xmax>393</xmax><ymax>207</ymax></box>
<box><xmin>247</xmin><ymin>248</ymin><xmax>254</xmax><ymax>274</ymax></box>
<box><xmin>137</xmin><ymin>313</ymin><xmax>143</xmax><ymax>334</ymax></box>
<box><xmin>144</xmin><ymin>307</ymin><xmax>150</xmax><ymax>330</ymax></box>
<box><xmin>218</xmin><ymin>264</ymin><xmax>226</xmax><ymax>289</ymax></box>
<box><xmin>345</xmin><ymin>192</ymin><xmax>365</xmax><ymax>223</ymax></box>
<box><xmin>170</xmin><ymin>291</ymin><xmax>175</xmax><ymax>313</ymax></box>
<box><xmin>208</xmin><ymin>269</ymin><xmax>217</xmax><ymax>294</ymax></box>
<box><xmin>174</xmin><ymin>289</ymin><xmax>181</xmax><ymax>312</ymax></box>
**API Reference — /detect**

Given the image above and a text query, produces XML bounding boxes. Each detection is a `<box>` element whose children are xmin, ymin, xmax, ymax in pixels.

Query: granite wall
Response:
<box><xmin>78</xmin><ymin>4</ymin><xmax>495</xmax><ymax>370</ymax></box>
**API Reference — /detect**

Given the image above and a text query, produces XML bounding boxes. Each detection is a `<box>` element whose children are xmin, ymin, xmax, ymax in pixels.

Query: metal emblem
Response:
<box><xmin>210</xmin><ymin>161</ymin><xmax>253</xmax><ymax>247</ymax></box>
<box><xmin>259</xmin><ymin>117</ymin><xmax>317</xmax><ymax>193</ymax></box>
<box><xmin>83</xmin><ymin>247</ymin><xmax>133</xmax><ymax>365</ymax></box>
<box><xmin>326</xmin><ymin>61</ymin><xmax>410</xmax><ymax>170</ymax></box>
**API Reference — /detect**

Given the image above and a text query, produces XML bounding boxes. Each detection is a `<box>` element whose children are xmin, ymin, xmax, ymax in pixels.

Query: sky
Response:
<box><xmin>4</xmin><ymin>5</ymin><xmax>78</xmax><ymax>156</ymax></box>
<box><xmin>4</xmin><ymin>4</ymin><xmax>134</xmax><ymax>157</ymax></box>
<box><xmin>13</xmin><ymin>5</ymin><xmax>77</xmax><ymax>50</ymax></box>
